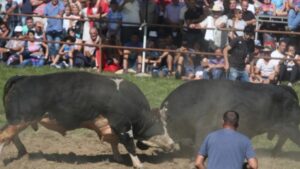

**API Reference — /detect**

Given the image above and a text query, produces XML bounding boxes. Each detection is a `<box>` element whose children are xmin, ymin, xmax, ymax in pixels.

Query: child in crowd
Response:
<box><xmin>51</xmin><ymin>36</ymin><xmax>75</xmax><ymax>68</ymax></box>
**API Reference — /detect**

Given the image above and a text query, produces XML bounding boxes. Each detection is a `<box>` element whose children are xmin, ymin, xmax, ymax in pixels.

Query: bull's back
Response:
<box><xmin>163</xmin><ymin>80</ymin><xmax>284</xmax><ymax>139</ymax></box>
<box><xmin>4</xmin><ymin>72</ymin><xmax>148</xmax><ymax>129</ymax></box>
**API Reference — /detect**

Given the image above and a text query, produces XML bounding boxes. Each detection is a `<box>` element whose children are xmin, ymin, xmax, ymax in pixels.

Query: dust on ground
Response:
<box><xmin>0</xmin><ymin>127</ymin><xmax>299</xmax><ymax>169</ymax></box>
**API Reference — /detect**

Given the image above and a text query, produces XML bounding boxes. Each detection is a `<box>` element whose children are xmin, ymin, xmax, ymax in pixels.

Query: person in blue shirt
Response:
<box><xmin>194</xmin><ymin>111</ymin><xmax>258</xmax><ymax>169</ymax></box>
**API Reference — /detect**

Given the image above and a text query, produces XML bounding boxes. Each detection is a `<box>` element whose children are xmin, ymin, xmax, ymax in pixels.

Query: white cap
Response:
<box><xmin>14</xmin><ymin>26</ymin><xmax>23</xmax><ymax>32</ymax></box>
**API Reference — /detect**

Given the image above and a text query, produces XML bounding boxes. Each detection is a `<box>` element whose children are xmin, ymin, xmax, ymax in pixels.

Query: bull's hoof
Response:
<box><xmin>17</xmin><ymin>150</ymin><xmax>28</xmax><ymax>158</ymax></box>
<box><xmin>133</xmin><ymin>163</ymin><xmax>143</xmax><ymax>169</ymax></box>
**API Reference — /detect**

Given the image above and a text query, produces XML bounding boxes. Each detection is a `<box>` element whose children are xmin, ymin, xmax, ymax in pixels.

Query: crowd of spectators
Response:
<box><xmin>0</xmin><ymin>0</ymin><xmax>300</xmax><ymax>85</ymax></box>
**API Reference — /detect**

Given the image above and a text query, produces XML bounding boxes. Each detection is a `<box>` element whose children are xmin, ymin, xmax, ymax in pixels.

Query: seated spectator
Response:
<box><xmin>34</xmin><ymin>21</ymin><xmax>45</xmax><ymax>41</ymax></box>
<box><xmin>145</xmin><ymin>39</ymin><xmax>173</xmax><ymax>77</ymax></box>
<box><xmin>51</xmin><ymin>36</ymin><xmax>75</xmax><ymax>68</ymax></box>
<box><xmin>189</xmin><ymin>3</ymin><xmax>228</xmax><ymax>51</ymax></box>
<box><xmin>102</xmin><ymin>35</ymin><xmax>122</xmax><ymax>72</ymax></box>
<box><xmin>259</xmin><ymin>0</ymin><xmax>276</xmax><ymax>16</ymax></box>
<box><xmin>203</xmin><ymin>48</ymin><xmax>225</xmax><ymax>79</ymax></box>
<box><xmin>174</xmin><ymin>40</ymin><xmax>198</xmax><ymax>80</ymax></box>
<box><xmin>82</xmin><ymin>27</ymin><xmax>101</xmax><ymax>68</ymax></box>
<box><xmin>255</xmin><ymin>47</ymin><xmax>277</xmax><ymax>84</ymax></box>
<box><xmin>249</xmin><ymin>40</ymin><xmax>264</xmax><ymax>83</ymax></box>
<box><xmin>278</xmin><ymin>44</ymin><xmax>299</xmax><ymax>86</ymax></box>
<box><xmin>0</xmin><ymin>22</ymin><xmax>10</xmax><ymax>47</ymax></box>
<box><xmin>272</xmin><ymin>0</ymin><xmax>288</xmax><ymax>16</ymax></box>
<box><xmin>122</xmin><ymin>33</ymin><xmax>142</xmax><ymax>73</ymax></box>
<box><xmin>227</xmin><ymin>9</ymin><xmax>247</xmax><ymax>41</ymax></box>
<box><xmin>19</xmin><ymin>30</ymin><xmax>48</xmax><ymax>67</ymax></box>
<box><xmin>287</xmin><ymin>0</ymin><xmax>300</xmax><ymax>31</ymax></box>
<box><xmin>4</xmin><ymin>26</ymin><xmax>24</xmax><ymax>65</ymax></box>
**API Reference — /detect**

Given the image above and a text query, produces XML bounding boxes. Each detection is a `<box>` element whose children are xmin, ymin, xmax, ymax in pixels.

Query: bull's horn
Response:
<box><xmin>141</xmin><ymin>140</ymin><xmax>159</xmax><ymax>148</ymax></box>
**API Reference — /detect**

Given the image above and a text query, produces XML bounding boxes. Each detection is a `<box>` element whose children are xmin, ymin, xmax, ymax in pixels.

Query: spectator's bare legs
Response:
<box><xmin>69</xmin><ymin>53</ymin><xmax>74</xmax><ymax>67</ymax></box>
<box><xmin>136</xmin><ymin>54</ymin><xmax>142</xmax><ymax>73</ymax></box>
<box><xmin>123</xmin><ymin>49</ymin><xmax>130</xmax><ymax>72</ymax></box>
<box><xmin>167</xmin><ymin>54</ymin><xmax>173</xmax><ymax>74</ymax></box>
<box><xmin>176</xmin><ymin>56</ymin><xmax>184</xmax><ymax>75</ymax></box>
<box><xmin>51</xmin><ymin>54</ymin><xmax>62</xmax><ymax>65</ymax></box>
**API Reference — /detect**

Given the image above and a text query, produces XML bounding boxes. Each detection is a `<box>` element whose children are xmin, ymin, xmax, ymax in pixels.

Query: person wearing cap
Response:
<box><xmin>255</xmin><ymin>46</ymin><xmax>278</xmax><ymax>84</ymax></box>
<box><xmin>194</xmin><ymin>111</ymin><xmax>258</xmax><ymax>169</ymax></box>
<box><xmin>223</xmin><ymin>26</ymin><xmax>254</xmax><ymax>82</ymax></box>
<box><xmin>189</xmin><ymin>3</ymin><xmax>228</xmax><ymax>52</ymax></box>
<box><xmin>278</xmin><ymin>44</ymin><xmax>299</xmax><ymax>86</ymax></box>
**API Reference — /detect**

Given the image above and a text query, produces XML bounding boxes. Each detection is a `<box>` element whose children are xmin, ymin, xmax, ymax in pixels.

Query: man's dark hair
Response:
<box><xmin>223</xmin><ymin>111</ymin><xmax>239</xmax><ymax>127</ymax></box>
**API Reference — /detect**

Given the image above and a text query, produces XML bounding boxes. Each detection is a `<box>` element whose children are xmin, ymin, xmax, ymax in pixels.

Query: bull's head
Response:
<box><xmin>135</xmin><ymin>105</ymin><xmax>177</xmax><ymax>152</ymax></box>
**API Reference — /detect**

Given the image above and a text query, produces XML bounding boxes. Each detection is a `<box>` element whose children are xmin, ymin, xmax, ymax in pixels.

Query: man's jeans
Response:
<box><xmin>288</xmin><ymin>9</ymin><xmax>300</xmax><ymax>31</ymax></box>
<box><xmin>46</xmin><ymin>31</ymin><xmax>62</xmax><ymax>58</ymax></box>
<box><xmin>228</xmin><ymin>67</ymin><xmax>249</xmax><ymax>82</ymax></box>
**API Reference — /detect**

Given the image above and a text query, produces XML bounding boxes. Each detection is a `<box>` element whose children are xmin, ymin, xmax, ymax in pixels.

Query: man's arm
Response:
<box><xmin>223</xmin><ymin>45</ymin><xmax>232</xmax><ymax>71</ymax></box>
<box><xmin>247</xmin><ymin>157</ymin><xmax>258</xmax><ymax>169</ymax></box>
<box><xmin>194</xmin><ymin>154</ymin><xmax>206</xmax><ymax>169</ymax></box>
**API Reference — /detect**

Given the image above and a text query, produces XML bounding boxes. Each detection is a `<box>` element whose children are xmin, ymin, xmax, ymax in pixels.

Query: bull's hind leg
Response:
<box><xmin>0</xmin><ymin>122</ymin><xmax>29</xmax><ymax>157</ymax></box>
<box><xmin>39</xmin><ymin>117</ymin><xmax>67</xmax><ymax>136</ymax></box>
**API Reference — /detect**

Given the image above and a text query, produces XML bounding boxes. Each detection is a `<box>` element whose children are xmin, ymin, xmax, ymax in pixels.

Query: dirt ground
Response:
<box><xmin>1</xmin><ymin>127</ymin><xmax>300</xmax><ymax>169</ymax></box>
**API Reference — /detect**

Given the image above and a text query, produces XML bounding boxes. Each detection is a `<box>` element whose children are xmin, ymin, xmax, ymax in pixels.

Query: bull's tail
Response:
<box><xmin>3</xmin><ymin>75</ymin><xmax>26</xmax><ymax>104</ymax></box>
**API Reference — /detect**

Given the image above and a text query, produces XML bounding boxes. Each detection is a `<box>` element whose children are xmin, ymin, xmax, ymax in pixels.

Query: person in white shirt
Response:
<box><xmin>255</xmin><ymin>47</ymin><xmax>278</xmax><ymax>84</ymax></box>
<box><xmin>270</xmin><ymin>39</ymin><xmax>287</xmax><ymax>66</ymax></box>
<box><xmin>189</xmin><ymin>3</ymin><xmax>228</xmax><ymax>51</ymax></box>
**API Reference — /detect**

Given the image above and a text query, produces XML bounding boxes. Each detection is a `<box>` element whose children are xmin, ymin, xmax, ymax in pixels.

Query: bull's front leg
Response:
<box><xmin>119</xmin><ymin>132</ymin><xmax>143</xmax><ymax>169</ymax></box>
<box><xmin>0</xmin><ymin>122</ymin><xmax>29</xmax><ymax>157</ymax></box>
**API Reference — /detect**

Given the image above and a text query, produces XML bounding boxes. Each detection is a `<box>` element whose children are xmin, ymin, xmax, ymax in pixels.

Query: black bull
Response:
<box><xmin>160</xmin><ymin>80</ymin><xmax>300</xmax><ymax>155</ymax></box>
<box><xmin>0</xmin><ymin>72</ymin><xmax>174</xmax><ymax>168</ymax></box>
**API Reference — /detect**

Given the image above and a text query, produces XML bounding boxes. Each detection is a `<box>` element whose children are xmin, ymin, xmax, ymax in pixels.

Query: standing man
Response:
<box><xmin>223</xmin><ymin>26</ymin><xmax>254</xmax><ymax>81</ymax></box>
<box><xmin>194</xmin><ymin>111</ymin><xmax>258</xmax><ymax>169</ymax></box>
<box><xmin>44</xmin><ymin>0</ymin><xmax>64</xmax><ymax>62</ymax></box>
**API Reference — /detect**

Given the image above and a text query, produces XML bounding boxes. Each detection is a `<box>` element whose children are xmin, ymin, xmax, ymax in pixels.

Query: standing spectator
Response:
<box><xmin>164</xmin><ymin>0</ymin><xmax>185</xmax><ymax>46</ymax></box>
<box><xmin>255</xmin><ymin>47</ymin><xmax>278</xmax><ymax>84</ymax></box>
<box><xmin>105</xmin><ymin>0</ymin><xmax>122</xmax><ymax>39</ymax></box>
<box><xmin>81</xmin><ymin>0</ymin><xmax>98</xmax><ymax>42</ymax></box>
<box><xmin>271</xmin><ymin>39</ymin><xmax>286</xmax><ymax>66</ymax></box>
<box><xmin>119</xmin><ymin>0</ymin><xmax>141</xmax><ymax>44</ymax></box>
<box><xmin>22</xmin><ymin>16</ymin><xmax>35</xmax><ymax>35</ymax></box>
<box><xmin>278</xmin><ymin>44</ymin><xmax>299</xmax><ymax>86</ymax></box>
<box><xmin>224</xmin><ymin>0</ymin><xmax>238</xmax><ymax>19</ymax></box>
<box><xmin>0</xmin><ymin>22</ymin><xmax>10</xmax><ymax>47</ymax></box>
<box><xmin>194</xmin><ymin>111</ymin><xmax>258</xmax><ymax>169</ymax></box>
<box><xmin>31</xmin><ymin>0</ymin><xmax>48</xmax><ymax>24</ymax></box>
<box><xmin>184</xmin><ymin>0</ymin><xmax>204</xmax><ymax>47</ymax></box>
<box><xmin>44</xmin><ymin>0</ymin><xmax>65</xmax><ymax>62</ymax></box>
<box><xmin>4</xmin><ymin>0</ymin><xmax>21</xmax><ymax>33</ymax></box>
<box><xmin>63</xmin><ymin>5</ymin><xmax>72</xmax><ymax>35</ymax></box>
<box><xmin>69</xmin><ymin>0</ymin><xmax>82</xmax><ymax>11</ymax></box>
<box><xmin>203</xmin><ymin>48</ymin><xmax>225</xmax><ymax>80</ymax></box>
<box><xmin>122</xmin><ymin>33</ymin><xmax>142</xmax><ymax>73</ymax></box>
<box><xmin>241</xmin><ymin>0</ymin><xmax>256</xmax><ymax>31</ymax></box>
<box><xmin>69</xmin><ymin>4</ymin><xmax>81</xmax><ymax>34</ymax></box>
<box><xmin>190</xmin><ymin>3</ymin><xmax>228</xmax><ymax>51</ymax></box>
<box><xmin>287</xmin><ymin>0</ymin><xmax>300</xmax><ymax>31</ymax></box>
<box><xmin>20</xmin><ymin>0</ymin><xmax>33</xmax><ymax>25</ymax></box>
<box><xmin>227</xmin><ymin>9</ymin><xmax>247</xmax><ymax>41</ymax></box>
<box><xmin>223</xmin><ymin>27</ymin><xmax>254</xmax><ymax>82</ymax></box>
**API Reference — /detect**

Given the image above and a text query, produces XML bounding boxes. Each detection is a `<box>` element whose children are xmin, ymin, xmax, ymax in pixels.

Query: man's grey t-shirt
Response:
<box><xmin>199</xmin><ymin>128</ymin><xmax>256</xmax><ymax>169</ymax></box>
